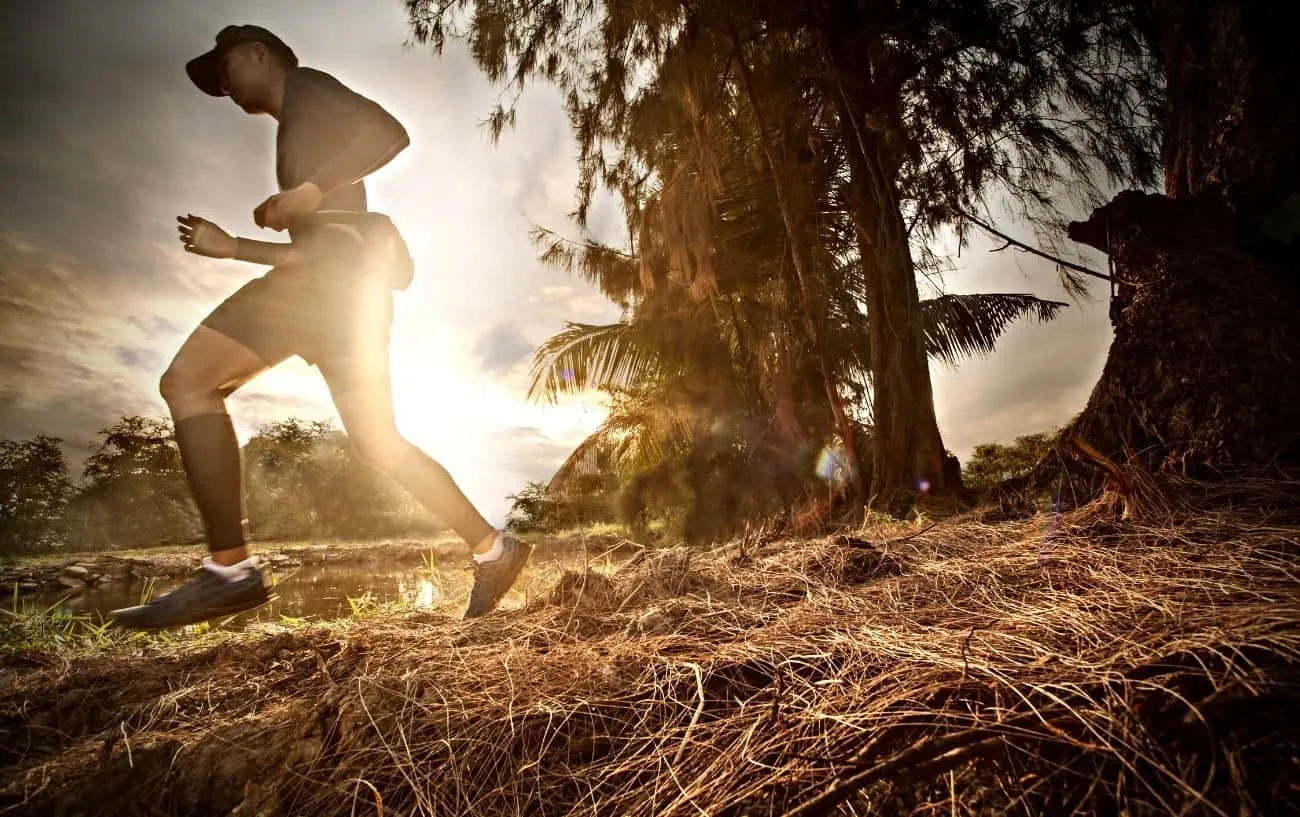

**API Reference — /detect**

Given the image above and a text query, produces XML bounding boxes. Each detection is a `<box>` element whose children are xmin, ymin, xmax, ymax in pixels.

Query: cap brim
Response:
<box><xmin>185</xmin><ymin>48</ymin><xmax>226</xmax><ymax>97</ymax></box>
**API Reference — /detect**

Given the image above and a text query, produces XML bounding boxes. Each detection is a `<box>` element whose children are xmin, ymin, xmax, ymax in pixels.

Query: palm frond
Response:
<box><xmin>527</xmin><ymin>322</ymin><xmax>664</xmax><ymax>403</ymax></box>
<box><xmin>548</xmin><ymin>389</ymin><xmax>695</xmax><ymax>493</ymax></box>
<box><xmin>922</xmin><ymin>293</ymin><xmax>1067</xmax><ymax>367</ymax></box>
<box><xmin>529</xmin><ymin>226</ymin><xmax>641</xmax><ymax>306</ymax></box>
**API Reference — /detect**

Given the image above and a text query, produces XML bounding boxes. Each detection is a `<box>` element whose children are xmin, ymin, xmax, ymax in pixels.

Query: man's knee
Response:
<box><xmin>159</xmin><ymin>363</ymin><xmax>193</xmax><ymax>407</ymax></box>
<box><xmin>160</xmin><ymin>360</ymin><xmax>227</xmax><ymax>412</ymax></box>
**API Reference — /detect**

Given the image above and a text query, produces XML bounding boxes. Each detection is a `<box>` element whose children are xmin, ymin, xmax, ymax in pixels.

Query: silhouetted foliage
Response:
<box><xmin>405</xmin><ymin>0</ymin><xmax>1161</xmax><ymax>526</ymax></box>
<box><xmin>0</xmin><ymin>435</ymin><xmax>72</xmax><ymax>557</ymax></box>
<box><xmin>505</xmin><ymin>476</ymin><xmax>616</xmax><ymax>533</ymax></box>
<box><xmin>963</xmin><ymin>429</ymin><xmax>1061</xmax><ymax>495</ymax></box>
<box><xmin>2</xmin><ymin>416</ymin><xmax>448</xmax><ymax>554</ymax></box>
<box><xmin>64</xmin><ymin>417</ymin><xmax>197</xmax><ymax>550</ymax></box>
<box><xmin>243</xmin><ymin>418</ymin><xmax>441</xmax><ymax>540</ymax></box>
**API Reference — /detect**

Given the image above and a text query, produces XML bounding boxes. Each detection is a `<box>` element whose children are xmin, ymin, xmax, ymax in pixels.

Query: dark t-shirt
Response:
<box><xmin>276</xmin><ymin>67</ymin><xmax>407</xmax><ymax>239</ymax></box>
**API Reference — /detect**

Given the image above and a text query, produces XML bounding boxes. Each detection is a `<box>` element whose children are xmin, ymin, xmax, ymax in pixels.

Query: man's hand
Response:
<box><xmin>176</xmin><ymin>214</ymin><xmax>237</xmax><ymax>259</ymax></box>
<box><xmin>253</xmin><ymin>182</ymin><xmax>324</xmax><ymax>231</ymax></box>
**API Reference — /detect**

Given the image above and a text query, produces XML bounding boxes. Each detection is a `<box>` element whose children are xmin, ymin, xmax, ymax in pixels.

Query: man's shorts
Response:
<box><xmin>200</xmin><ymin>212</ymin><xmax>414</xmax><ymax>393</ymax></box>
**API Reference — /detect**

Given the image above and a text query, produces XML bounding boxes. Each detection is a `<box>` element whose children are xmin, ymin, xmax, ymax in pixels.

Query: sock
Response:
<box><xmin>393</xmin><ymin>447</ymin><xmax>496</xmax><ymax>547</ymax></box>
<box><xmin>174</xmin><ymin>412</ymin><xmax>248</xmax><ymax>552</ymax></box>
<box><xmin>202</xmin><ymin>556</ymin><xmax>256</xmax><ymax>581</ymax></box>
<box><xmin>473</xmin><ymin>533</ymin><xmax>505</xmax><ymax>564</ymax></box>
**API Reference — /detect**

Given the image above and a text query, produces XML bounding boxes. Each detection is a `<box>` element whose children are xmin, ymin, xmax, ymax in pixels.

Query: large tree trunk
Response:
<box><xmin>822</xmin><ymin>22</ymin><xmax>953</xmax><ymax>512</ymax></box>
<box><xmin>1062</xmin><ymin>0</ymin><xmax>1300</xmax><ymax>480</ymax></box>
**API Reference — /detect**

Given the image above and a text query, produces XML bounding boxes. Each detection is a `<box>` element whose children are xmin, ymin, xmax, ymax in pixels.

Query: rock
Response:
<box><xmin>16</xmin><ymin>582</ymin><xmax>38</xmax><ymax>594</ymax></box>
<box><xmin>58</xmin><ymin>576</ymin><xmax>85</xmax><ymax>589</ymax></box>
<box><xmin>62</xmin><ymin>565</ymin><xmax>90</xmax><ymax>579</ymax></box>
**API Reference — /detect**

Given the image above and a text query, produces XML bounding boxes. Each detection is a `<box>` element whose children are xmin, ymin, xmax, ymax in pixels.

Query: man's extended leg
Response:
<box><xmin>109</xmin><ymin>324</ymin><xmax>274</xmax><ymax>629</ymax></box>
<box><xmin>325</xmin><ymin>359</ymin><xmax>531</xmax><ymax>617</ymax></box>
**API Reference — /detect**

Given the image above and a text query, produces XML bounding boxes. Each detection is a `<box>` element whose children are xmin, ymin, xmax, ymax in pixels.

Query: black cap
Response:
<box><xmin>186</xmin><ymin>25</ymin><xmax>298</xmax><ymax>96</ymax></box>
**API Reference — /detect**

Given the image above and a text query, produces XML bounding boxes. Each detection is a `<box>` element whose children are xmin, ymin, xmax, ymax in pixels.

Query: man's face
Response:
<box><xmin>218</xmin><ymin>42</ymin><xmax>269</xmax><ymax>112</ymax></box>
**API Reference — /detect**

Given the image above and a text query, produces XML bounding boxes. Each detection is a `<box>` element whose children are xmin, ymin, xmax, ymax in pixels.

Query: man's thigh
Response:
<box><xmin>198</xmin><ymin>269</ymin><xmax>306</xmax><ymax>372</ymax></box>
<box><xmin>202</xmin><ymin>226</ymin><xmax>396</xmax><ymax>388</ymax></box>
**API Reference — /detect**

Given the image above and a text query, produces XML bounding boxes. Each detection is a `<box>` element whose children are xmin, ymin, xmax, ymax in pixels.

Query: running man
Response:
<box><xmin>109</xmin><ymin>25</ymin><xmax>530</xmax><ymax>629</ymax></box>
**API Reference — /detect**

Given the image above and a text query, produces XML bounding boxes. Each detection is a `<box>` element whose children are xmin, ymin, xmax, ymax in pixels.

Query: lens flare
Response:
<box><xmin>916</xmin><ymin>479</ymin><xmax>932</xmax><ymax>493</ymax></box>
<box><xmin>815</xmin><ymin>446</ymin><xmax>847</xmax><ymax>484</ymax></box>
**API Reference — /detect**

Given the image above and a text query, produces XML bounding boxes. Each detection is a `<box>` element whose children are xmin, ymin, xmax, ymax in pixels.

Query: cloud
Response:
<box><xmin>115</xmin><ymin>346</ymin><xmax>164</xmax><ymax>372</ymax></box>
<box><xmin>0</xmin><ymin>236</ymin><xmax>168</xmax><ymax>452</ymax></box>
<box><xmin>473</xmin><ymin>323</ymin><xmax>536</xmax><ymax>375</ymax></box>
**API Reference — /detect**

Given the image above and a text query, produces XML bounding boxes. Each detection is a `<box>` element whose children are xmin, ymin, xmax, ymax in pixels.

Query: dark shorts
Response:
<box><xmin>201</xmin><ymin>212</ymin><xmax>413</xmax><ymax>393</ymax></box>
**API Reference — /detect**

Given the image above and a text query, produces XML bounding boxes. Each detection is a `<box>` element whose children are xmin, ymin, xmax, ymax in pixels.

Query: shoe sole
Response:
<box><xmin>110</xmin><ymin>593</ymin><xmax>277</xmax><ymax>631</ymax></box>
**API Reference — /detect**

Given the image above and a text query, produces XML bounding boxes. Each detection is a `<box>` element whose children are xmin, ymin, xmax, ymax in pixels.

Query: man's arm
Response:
<box><xmin>233</xmin><ymin>237</ymin><xmax>295</xmax><ymax>266</ymax></box>
<box><xmin>301</xmin><ymin>71</ymin><xmax>410</xmax><ymax>197</ymax></box>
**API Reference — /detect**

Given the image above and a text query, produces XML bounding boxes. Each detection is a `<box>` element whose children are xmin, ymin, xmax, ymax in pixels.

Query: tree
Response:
<box><xmin>243</xmin><ymin>418</ymin><xmax>439</xmax><ymax>539</ymax></box>
<box><xmin>405</xmin><ymin>0</ymin><xmax>1160</xmax><ymax>516</ymax></box>
<box><xmin>65</xmin><ymin>416</ymin><xmax>198</xmax><ymax>549</ymax></box>
<box><xmin>1060</xmin><ymin>0</ymin><xmax>1300</xmax><ymax>477</ymax></box>
<box><xmin>963</xmin><ymin>429</ymin><xmax>1060</xmax><ymax>495</ymax></box>
<box><xmin>0</xmin><ymin>435</ymin><xmax>72</xmax><ymax>556</ymax></box>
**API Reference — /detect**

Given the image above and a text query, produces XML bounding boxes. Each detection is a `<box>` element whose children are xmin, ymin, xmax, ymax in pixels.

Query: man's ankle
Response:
<box><xmin>473</xmin><ymin>531</ymin><xmax>505</xmax><ymax>562</ymax></box>
<box><xmin>210</xmin><ymin>546</ymin><xmax>252</xmax><ymax>567</ymax></box>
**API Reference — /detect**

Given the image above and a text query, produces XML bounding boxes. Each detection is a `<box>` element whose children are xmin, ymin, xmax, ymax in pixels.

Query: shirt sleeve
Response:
<box><xmin>292</xmin><ymin>69</ymin><xmax>410</xmax><ymax>195</ymax></box>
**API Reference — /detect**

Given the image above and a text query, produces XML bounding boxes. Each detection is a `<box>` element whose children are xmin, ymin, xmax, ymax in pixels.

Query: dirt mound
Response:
<box><xmin>2</xmin><ymin>476</ymin><xmax>1298</xmax><ymax>815</ymax></box>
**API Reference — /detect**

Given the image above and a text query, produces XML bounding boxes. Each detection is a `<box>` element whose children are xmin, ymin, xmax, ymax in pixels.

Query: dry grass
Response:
<box><xmin>2</xmin><ymin>473</ymin><xmax>1298</xmax><ymax>816</ymax></box>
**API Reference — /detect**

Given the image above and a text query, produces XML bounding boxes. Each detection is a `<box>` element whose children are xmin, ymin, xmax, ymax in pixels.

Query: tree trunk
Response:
<box><xmin>1061</xmin><ymin>0</ymin><xmax>1300</xmax><ymax>479</ymax></box>
<box><xmin>822</xmin><ymin>25</ymin><xmax>953</xmax><ymax>512</ymax></box>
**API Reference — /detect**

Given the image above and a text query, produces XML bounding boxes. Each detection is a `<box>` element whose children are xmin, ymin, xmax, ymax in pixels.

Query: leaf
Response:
<box><xmin>527</xmin><ymin>322</ymin><xmax>664</xmax><ymax>403</ymax></box>
<box><xmin>922</xmin><ymin>293</ymin><xmax>1067</xmax><ymax>367</ymax></box>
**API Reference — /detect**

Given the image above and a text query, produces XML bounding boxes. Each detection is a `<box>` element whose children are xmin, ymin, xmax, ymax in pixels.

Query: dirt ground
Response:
<box><xmin>2</xmin><ymin>477</ymin><xmax>1297</xmax><ymax>816</ymax></box>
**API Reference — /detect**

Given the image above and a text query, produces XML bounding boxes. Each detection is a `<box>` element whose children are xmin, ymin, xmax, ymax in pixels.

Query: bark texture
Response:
<box><xmin>1062</xmin><ymin>0</ymin><xmax>1300</xmax><ymax>476</ymax></box>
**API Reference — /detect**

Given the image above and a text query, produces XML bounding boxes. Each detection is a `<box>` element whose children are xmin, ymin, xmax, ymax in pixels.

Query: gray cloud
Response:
<box><xmin>474</xmin><ymin>323</ymin><xmax>535</xmax><ymax>375</ymax></box>
<box><xmin>494</xmin><ymin>425</ymin><xmax>578</xmax><ymax>481</ymax></box>
<box><xmin>115</xmin><ymin>346</ymin><xmax>164</xmax><ymax>372</ymax></box>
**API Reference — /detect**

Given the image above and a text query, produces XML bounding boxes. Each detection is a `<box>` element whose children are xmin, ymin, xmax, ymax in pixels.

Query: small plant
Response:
<box><xmin>345</xmin><ymin>591</ymin><xmax>377</xmax><ymax>618</ymax></box>
<box><xmin>138</xmin><ymin>576</ymin><xmax>158</xmax><ymax>606</ymax></box>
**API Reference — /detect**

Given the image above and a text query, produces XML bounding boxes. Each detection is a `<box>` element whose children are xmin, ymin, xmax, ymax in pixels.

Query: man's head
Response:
<box><xmin>186</xmin><ymin>25</ymin><xmax>298</xmax><ymax>113</ymax></box>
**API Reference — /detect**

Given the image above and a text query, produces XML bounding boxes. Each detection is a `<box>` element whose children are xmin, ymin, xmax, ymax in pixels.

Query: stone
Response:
<box><xmin>62</xmin><ymin>565</ymin><xmax>90</xmax><ymax>579</ymax></box>
<box><xmin>59</xmin><ymin>576</ymin><xmax>84</xmax><ymax>589</ymax></box>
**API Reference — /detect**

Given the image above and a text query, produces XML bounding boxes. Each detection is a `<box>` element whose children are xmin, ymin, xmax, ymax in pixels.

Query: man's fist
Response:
<box><xmin>177</xmin><ymin>214</ymin><xmax>237</xmax><ymax>259</ymax></box>
<box><xmin>253</xmin><ymin>182</ymin><xmax>324</xmax><ymax>231</ymax></box>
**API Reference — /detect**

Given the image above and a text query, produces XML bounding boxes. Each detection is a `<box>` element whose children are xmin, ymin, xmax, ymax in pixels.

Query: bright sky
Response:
<box><xmin>0</xmin><ymin>0</ymin><xmax>1114</xmax><ymax>527</ymax></box>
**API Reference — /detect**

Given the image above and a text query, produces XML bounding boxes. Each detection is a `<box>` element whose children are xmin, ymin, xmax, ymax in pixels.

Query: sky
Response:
<box><xmin>0</xmin><ymin>0</ymin><xmax>1115</xmax><ymax>527</ymax></box>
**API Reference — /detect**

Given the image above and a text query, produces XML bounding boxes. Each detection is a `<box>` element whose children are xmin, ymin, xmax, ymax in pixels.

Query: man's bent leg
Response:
<box><xmin>160</xmin><ymin>325</ymin><xmax>272</xmax><ymax>565</ymax></box>
<box><xmin>110</xmin><ymin>323</ymin><xmax>276</xmax><ymax>630</ymax></box>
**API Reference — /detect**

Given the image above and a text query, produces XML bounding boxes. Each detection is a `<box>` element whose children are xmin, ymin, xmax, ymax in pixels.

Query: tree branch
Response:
<box><xmin>956</xmin><ymin>208</ymin><xmax>1111</xmax><ymax>282</ymax></box>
